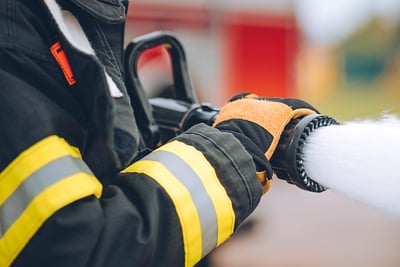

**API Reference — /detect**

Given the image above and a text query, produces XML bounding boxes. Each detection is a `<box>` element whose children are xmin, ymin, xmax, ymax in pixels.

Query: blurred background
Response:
<box><xmin>125</xmin><ymin>0</ymin><xmax>400</xmax><ymax>266</ymax></box>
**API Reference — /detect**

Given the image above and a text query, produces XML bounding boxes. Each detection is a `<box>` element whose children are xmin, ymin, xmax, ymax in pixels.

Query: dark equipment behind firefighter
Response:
<box><xmin>0</xmin><ymin>0</ymin><xmax>324</xmax><ymax>266</ymax></box>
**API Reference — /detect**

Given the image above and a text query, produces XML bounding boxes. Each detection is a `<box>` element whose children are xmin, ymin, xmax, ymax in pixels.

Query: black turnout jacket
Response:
<box><xmin>0</xmin><ymin>0</ymin><xmax>263</xmax><ymax>266</ymax></box>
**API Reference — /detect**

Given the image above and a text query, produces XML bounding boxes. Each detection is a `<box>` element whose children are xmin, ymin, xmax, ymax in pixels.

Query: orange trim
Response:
<box><xmin>256</xmin><ymin>171</ymin><xmax>272</xmax><ymax>194</ymax></box>
<box><xmin>50</xmin><ymin>41</ymin><xmax>76</xmax><ymax>86</ymax></box>
<box><xmin>292</xmin><ymin>108</ymin><xmax>316</xmax><ymax>119</ymax></box>
<box><xmin>244</xmin><ymin>93</ymin><xmax>258</xmax><ymax>99</ymax></box>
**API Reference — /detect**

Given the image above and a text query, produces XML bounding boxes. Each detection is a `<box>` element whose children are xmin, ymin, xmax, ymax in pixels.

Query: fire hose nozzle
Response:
<box><xmin>271</xmin><ymin>114</ymin><xmax>339</xmax><ymax>192</ymax></box>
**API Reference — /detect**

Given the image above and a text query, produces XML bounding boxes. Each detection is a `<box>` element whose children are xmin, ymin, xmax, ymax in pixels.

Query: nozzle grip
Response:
<box><xmin>271</xmin><ymin>114</ymin><xmax>339</xmax><ymax>192</ymax></box>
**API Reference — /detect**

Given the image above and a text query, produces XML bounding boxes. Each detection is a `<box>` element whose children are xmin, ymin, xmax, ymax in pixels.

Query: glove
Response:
<box><xmin>213</xmin><ymin>93</ymin><xmax>318</xmax><ymax>193</ymax></box>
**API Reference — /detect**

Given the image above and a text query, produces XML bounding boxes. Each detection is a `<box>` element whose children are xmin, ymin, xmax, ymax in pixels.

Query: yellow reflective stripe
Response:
<box><xmin>123</xmin><ymin>140</ymin><xmax>235</xmax><ymax>266</ymax></box>
<box><xmin>0</xmin><ymin>136</ymin><xmax>81</xmax><ymax>205</ymax></box>
<box><xmin>0</xmin><ymin>136</ymin><xmax>102</xmax><ymax>267</ymax></box>
<box><xmin>157</xmin><ymin>141</ymin><xmax>235</xmax><ymax>246</ymax></box>
<box><xmin>124</xmin><ymin>160</ymin><xmax>203</xmax><ymax>266</ymax></box>
<box><xmin>144</xmin><ymin>150</ymin><xmax>219</xmax><ymax>258</ymax></box>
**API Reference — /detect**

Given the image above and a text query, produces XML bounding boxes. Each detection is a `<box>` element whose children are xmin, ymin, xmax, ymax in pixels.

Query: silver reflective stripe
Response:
<box><xmin>0</xmin><ymin>156</ymin><xmax>92</xmax><ymax>238</ymax></box>
<box><xmin>146</xmin><ymin>150</ymin><xmax>218</xmax><ymax>257</ymax></box>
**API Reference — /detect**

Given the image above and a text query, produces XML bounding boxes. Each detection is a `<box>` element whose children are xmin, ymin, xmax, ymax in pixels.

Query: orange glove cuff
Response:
<box><xmin>256</xmin><ymin>171</ymin><xmax>273</xmax><ymax>194</ymax></box>
<box><xmin>213</xmin><ymin>99</ymin><xmax>316</xmax><ymax>158</ymax></box>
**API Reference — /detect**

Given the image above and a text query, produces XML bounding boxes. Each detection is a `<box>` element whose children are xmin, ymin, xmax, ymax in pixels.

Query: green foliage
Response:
<box><xmin>313</xmin><ymin>85</ymin><xmax>400</xmax><ymax>122</ymax></box>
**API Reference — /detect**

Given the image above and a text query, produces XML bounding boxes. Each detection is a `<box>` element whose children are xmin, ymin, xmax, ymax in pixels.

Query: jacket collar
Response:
<box><xmin>42</xmin><ymin>0</ymin><xmax>123</xmax><ymax>98</ymax></box>
<box><xmin>69</xmin><ymin>0</ymin><xmax>126</xmax><ymax>23</ymax></box>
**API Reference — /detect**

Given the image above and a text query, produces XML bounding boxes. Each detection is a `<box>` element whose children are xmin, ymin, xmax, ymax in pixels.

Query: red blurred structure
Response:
<box><xmin>126</xmin><ymin>3</ymin><xmax>299</xmax><ymax>102</ymax></box>
<box><xmin>221</xmin><ymin>11</ymin><xmax>299</xmax><ymax>98</ymax></box>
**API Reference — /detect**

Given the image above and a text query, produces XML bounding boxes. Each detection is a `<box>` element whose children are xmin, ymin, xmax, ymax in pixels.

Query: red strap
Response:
<box><xmin>50</xmin><ymin>41</ymin><xmax>76</xmax><ymax>86</ymax></box>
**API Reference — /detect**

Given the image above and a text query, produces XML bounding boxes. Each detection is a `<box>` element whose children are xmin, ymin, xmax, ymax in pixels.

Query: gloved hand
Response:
<box><xmin>213</xmin><ymin>93</ymin><xmax>318</xmax><ymax>193</ymax></box>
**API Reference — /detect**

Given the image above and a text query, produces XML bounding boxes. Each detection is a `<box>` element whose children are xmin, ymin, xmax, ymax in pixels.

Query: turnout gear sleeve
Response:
<box><xmin>213</xmin><ymin>93</ymin><xmax>318</xmax><ymax>192</ymax></box>
<box><xmin>0</xmin><ymin>61</ymin><xmax>262</xmax><ymax>267</ymax></box>
<box><xmin>0</xmin><ymin>92</ymin><xmax>261</xmax><ymax>267</ymax></box>
<box><xmin>0</xmin><ymin>57</ymin><xmax>262</xmax><ymax>267</ymax></box>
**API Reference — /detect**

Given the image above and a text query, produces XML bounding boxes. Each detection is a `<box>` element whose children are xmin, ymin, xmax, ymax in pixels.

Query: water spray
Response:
<box><xmin>273</xmin><ymin>114</ymin><xmax>400</xmax><ymax>217</ymax></box>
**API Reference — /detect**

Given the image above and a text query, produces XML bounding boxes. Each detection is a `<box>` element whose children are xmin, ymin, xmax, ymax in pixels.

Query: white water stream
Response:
<box><xmin>302</xmin><ymin>115</ymin><xmax>400</xmax><ymax>216</ymax></box>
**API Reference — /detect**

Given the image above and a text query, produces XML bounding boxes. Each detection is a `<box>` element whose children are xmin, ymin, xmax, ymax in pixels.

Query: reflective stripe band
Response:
<box><xmin>0</xmin><ymin>136</ymin><xmax>102</xmax><ymax>267</ymax></box>
<box><xmin>126</xmin><ymin>160</ymin><xmax>203</xmax><ymax>265</ymax></box>
<box><xmin>157</xmin><ymin>142</ymin><xmax>236</xmax><ymax>247</ymax></box>
<box><xmin>0</xmin><ymin>156</ymin><xmax>92</xmax><ymax>238</ymax></box>
<box><xmin>146</xmin><ymin>151</ymin><xmax>219</xmax><ymax>256</ymax></box>
<box><xmin>123</xmin><ymin>140</ymin><xmax>235</xmax><ymax>267</ymax></box>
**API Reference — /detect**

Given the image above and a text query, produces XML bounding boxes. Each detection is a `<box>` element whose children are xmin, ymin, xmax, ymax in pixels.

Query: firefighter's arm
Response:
<box><xmin>0</xmin><ymin>54</ymin><xmax>316</xmax><ymax>267</ymax></box>
<box><xmin>0</xmin><ymin>61</ymin><xmax>260</xmax><ymax>266</ymax></box>
<box><xmin>115</xmin><ymin>124</ymin><xmax>262</xmax><ymax>267</ymax></box>
<box><xmin>2</xmin><ymin>128</ymin><xmax>260</xmax><ymax>267</ymax></box>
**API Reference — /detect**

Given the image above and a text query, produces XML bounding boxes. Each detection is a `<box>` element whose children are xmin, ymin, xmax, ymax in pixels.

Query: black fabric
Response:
<box><xmin>227</xmin><ymin>92</ymin><xmax>252</xmax><ymax>101</ymax></box>
<box><xmin>195</xmin><ymin>257</ymin><xmax>212</xmax><ymax>267</ymax></box>
<box><xmin>12</xmin><ymin>197</ymin><xmax>104</xmax><ymax>267</ymax></box>
<box><xmin>68</xmin><ymin>0</ymin><xmax>126</xmax><ymax>23</ymax></box>
<box><xmin>215</xmin><ymin>119</ymin><xmax>273</xmax><ymax>177</ymax></box>
<box><xmin>263</xmin><ymin>97</ymin><xmax>319</xmax><ymax>113</ymax></box>
<box><xmin>0</xmin><ymin>64</ymin><xmax>86</xmax><ymax>169</ymax></box>
<box><xmin>12</xmin><ymin>174</ymin><xmax>185</xmax><ymax>267</ymax></box>
<box><xmin>56</xmin><ymin>0</ymin><xmax>140</xmax><ymax>172</ymax></box>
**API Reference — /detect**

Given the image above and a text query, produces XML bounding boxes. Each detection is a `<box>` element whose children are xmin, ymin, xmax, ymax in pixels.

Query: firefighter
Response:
<box><xmin>0</xmin><ymin>0</ymin><xmax>318</xmax><ymax>266</ymax></box>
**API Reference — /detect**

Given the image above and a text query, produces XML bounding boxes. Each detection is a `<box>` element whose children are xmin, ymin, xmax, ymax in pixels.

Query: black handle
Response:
<box><xmin>124</xmin><ymin>31</ymin><xmax>199</xmax><ymax>149</ymax></box>
<box><xmin>125</xmin><ymin>31</ymin><xmax>197</xmax><ymax>104</ymax></box>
